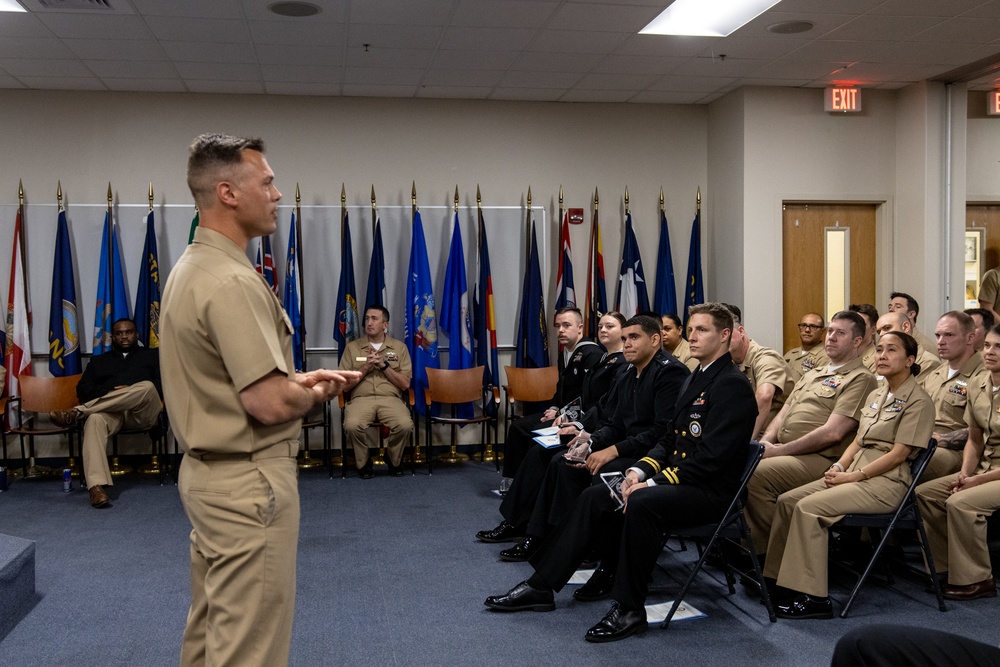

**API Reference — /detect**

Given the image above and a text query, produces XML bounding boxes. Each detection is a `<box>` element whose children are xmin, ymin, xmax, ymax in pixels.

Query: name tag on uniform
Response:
<box><xmin>355</xmin><ymin>356</ymin><xmax>367</xmax><ymax>362</ymax></box>
<box><xmin>822</xmin><ymin>376</ymin><xmax>843</xmax><ymax>389</ymax></box>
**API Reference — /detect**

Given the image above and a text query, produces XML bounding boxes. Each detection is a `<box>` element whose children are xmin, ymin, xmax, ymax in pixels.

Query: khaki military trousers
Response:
<box><xmin>922</xmin><ymin>447</ymin><xmax>964</xmax><ymax>483</ymax></box>
<box><xmin>917</xmin><ymin>473</ymin><xmax>1000</xmax><ymax>586</ymax></box>
<box><xmin>764</xmin><ymin>475</ymin><xmax>906</xmax><ymax>597</ymax></box>
<box><xmin>78</xmin><ymin>381</ymin><xmax>161</xmax><ymax>488</ymax></box>
<box><xmin>179</xmin><ymin>447</ymin><xmax>299</xmax><ymax>667</ymax></box>
<box><xmin>745</xmin><ymin>453</ymin><xmax>833</xmax><ymax>555</ymax></box>
<box><xmin>343</xmin><ymin>395</ymin><xmax>412</xmax><ymax>468</ymax></box>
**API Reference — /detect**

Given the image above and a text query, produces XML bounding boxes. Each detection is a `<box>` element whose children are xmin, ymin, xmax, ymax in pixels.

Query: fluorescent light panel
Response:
<box><xmin>0</xmin><ymin>0</ymin><xmax>25</xmax><ymax>11</ymax></box>
<box><xmin>640</xmin><ymin>0</ymin><xmax>782</xmax><ymax>37</ymax></box>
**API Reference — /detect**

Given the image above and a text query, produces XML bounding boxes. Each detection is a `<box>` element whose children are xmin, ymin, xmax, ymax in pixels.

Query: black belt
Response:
<box><xmin>188</xmin><ymin>441</ymin><xmax>298</xmax><ymax>462</ymax></box>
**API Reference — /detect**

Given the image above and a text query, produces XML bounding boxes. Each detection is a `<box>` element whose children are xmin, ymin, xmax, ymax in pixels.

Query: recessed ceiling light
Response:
<box><xmin>268</xmin><ymin>2</ymin><xmax>321</xmax><ymax>18</ymax></box>
<box><xmin>767</xmin><ymin>20</ymin><xmax>814</xmax><ymax>34</ymax></box>
<box><xmin>0</xmin><ymin>0</ymin><xmax>26</xmax><ymax>12</ymax></box>
<box><xmin>640</xmin><ymin>0</ymin><xmax>783</xmax><ymax>37</ymax></box>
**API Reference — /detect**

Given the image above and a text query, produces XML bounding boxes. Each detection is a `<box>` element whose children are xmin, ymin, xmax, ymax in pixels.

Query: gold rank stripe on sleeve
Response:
<box><xmin>639</xmin><ymin>457</ymin><xmax>661</xmax><ymax>473</ymax></box>
<box><xmin>662</xmin><ymin>468</ymin><xmax>680</xmax><ymax>485</ymax></box>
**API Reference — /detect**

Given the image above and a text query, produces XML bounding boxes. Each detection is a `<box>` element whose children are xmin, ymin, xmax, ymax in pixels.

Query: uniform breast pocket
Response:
<box><xmin>815</xmin><ymin>386</ymin><xmax>837</xmax><ymax>400</ymax></box>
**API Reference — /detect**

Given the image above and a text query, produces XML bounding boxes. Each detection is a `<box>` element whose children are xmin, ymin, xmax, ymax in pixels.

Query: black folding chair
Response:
<box><xmin>833</xmin><ymin>438</ymin><xmax>947</xmax><ymax>618</ymax></box>
<box><xmin>660</xmin><ymin>441</ymin><xmax>776</xmax><ymax>628</ymax></box>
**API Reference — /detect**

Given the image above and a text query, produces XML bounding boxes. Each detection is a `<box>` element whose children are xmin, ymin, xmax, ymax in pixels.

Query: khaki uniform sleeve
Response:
<box><xmin>395</xmin><ymin>341</ymin><xmax>412</xmax><ymax>380</ymax></box>
<box><xmin>979</xmin><ymin>268</ymin><xmax>1000</xmax><ymax>304</ymax></box>
<box><xmin>891</xmin><ymin>394</ymin><xmax>936</xmax><ymax>450</ymax></box>
<box><xmin>753</xmin><ymin>349</ymin><xmax>791</xmax><ymax>396</ymax></box>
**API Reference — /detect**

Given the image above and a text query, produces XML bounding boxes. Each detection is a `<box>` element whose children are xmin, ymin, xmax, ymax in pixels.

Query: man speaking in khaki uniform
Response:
<box><xmin>338</xmin><ymin>306</ymin><xmax>413</xmax><ymax>478</ymax></box>
<box><xmin>161</xmin><ymin>133</ymin><xmax>357</xmax><ymax>667</ymax></box>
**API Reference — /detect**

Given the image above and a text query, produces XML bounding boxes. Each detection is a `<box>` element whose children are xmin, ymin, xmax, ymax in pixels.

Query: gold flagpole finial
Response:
<box><xmin>559</xmin><ymin>185</ymin><xmax>564</xmax><ymax>209</ymax></box>
<box><xmin>411</xmin><ymin>181</ymin><xmax>417</xmax><ymax>212</ymax></box>
<box><xmin>148</xmin><ymin>182</ymin><xmax>154</xmax><ymax>211</ymax></box>
<box><xmin>371</xmin><ymin>184</ymin><xmax>376</xmax><ymax>208</ymax></box>
<box><xmin>454</xmin><ymin>185</ymin><xmax>459</xmax><ymax>212</ymax></box>
<box><xmin>659</xmin><ymin>186</ymin><xmax>664</xmax><ymax>211</ymax></box>
<box><xmin>296</xmin><ymin>183</ymin><xmax>301</xmax><ymax>208</ymax></box>
<box><xmin>107</xmin><ymin>182</ymin><xmax>113</xmax><ymax>210</ymax></box>
<box><xmin>624</xmin><ymin>186</ymin><xmax>630</xmax><ymax>213</ymax></box>
<box><xmin>476</xmin><ymin>184</ymin><xmax>482</xmax><ymax>209</ymax></box>
<box><xmin>57</xmin><ymin>181</ymin><xmax>63</xmax><ymax>210</ymax></box>
<box><xmin>697</xmin><ymin>187</ymin><xmax>701</xmax><ymax>213</ymax></box>
<box><xmin>18</xmin><ymin>179</ymin><xmax>23</xmax><ymax>206</ymax></box>
<box><xmin>527</xmin><ymin>186</ymin><xmax>532</xmax><ymax>211</ymax></box>
<box><xmin>594</xmin><ymin>187</ymin><xmax>599</xmax><ymax>210</ymax></box>
<box><xmin>340</xmin><ymin>183</ymin><xmax>346</xmax><ymax>208</ymax></box>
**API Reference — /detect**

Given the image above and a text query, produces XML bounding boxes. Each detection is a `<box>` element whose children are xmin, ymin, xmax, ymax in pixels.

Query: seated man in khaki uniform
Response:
<box><xmin>783</xmin><ymin>312</ymin><xmax>830</xmax><ymax>382</ymax></box>
<box><xmin>964</xmin><ymin>307</ymin><xmax>995</xmax><ymax>352</ymax></box>
<box><xmin>339</xmin><ymin>306</ymin><xmax>413</xmax><ymax>478</ymax></box>
<box><xmin>919</xmin><ymin>311</ymin><xmax>984</xmax><ymax>481</ymax></box>
<box><xmin>53</xmin><ymin>317</ymin><xmax>161</xmax><ymax>509</ymax></box>
<box><xmin>888</xmin><ymin>291</ymin><xmax>938</xmax><ymax>359</ymax></box>
<box><xmin>849</xmin><ymin>303</ymin><xmax>879</xmax><ymax>372</ymax></box>
<box><xmin>727</xmin><ymin>304</ymin><xmax>793</xmax><ymax>439</ymax></box>
<box><xmin>875</xmin><ymin>311</ymin><xmax>942</xmax><ymax>382</ymax></box>
<box><xmin>917</xmin><ymin>323</ymin><xmax>1000</xmax><ymax>601</ymax></box>
<box><xmin>660</xmin><ymin>313</ymin><xmax>697</xmax><ymax>371</ymax></box>
<box><xmin>748</xmin><ymin>310</ymin><xmax>876</xmax><ymax>559</ymax></box>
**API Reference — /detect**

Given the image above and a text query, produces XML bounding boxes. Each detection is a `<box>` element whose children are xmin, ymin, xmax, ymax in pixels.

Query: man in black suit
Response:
<box><xmin>499</xmin><ymin>307</ymin><xmax>604</xmax><ymax>485</ymax></box>
<box><xmin>485</xmin><ymin>302</ymin><xmax>758</xmax><ymax>643</ymax></box>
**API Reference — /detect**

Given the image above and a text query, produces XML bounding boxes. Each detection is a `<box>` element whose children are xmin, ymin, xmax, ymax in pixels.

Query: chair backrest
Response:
<box><xmin>908</xmin><ymin>438</ymin><xmax>937</xmax><ymax>485</ymax></box>
<box><xmin>503</xmin><ymin>366</ymin><xmax>558</xmax><ymax>403</ymax></box>
<box><xmin>732</xmin><ymin>441</ymin><xmax>765</xmax><ymax>509</ymax></box>
<box><xmin>18</xmin><ymin>374</ymin><xmax>81</xmax><ymax>413</ymax></box>
<box><xmin>426</xmin><ymin>366</ymin><xmax>485</xmax><ymax>406</ymax></box>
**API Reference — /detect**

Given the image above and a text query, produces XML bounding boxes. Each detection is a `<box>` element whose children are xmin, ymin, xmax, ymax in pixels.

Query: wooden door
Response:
<box><xmin>782</xmin><ymin>203</ymin><xmax>877</xmax><ymax>351</ymax></box>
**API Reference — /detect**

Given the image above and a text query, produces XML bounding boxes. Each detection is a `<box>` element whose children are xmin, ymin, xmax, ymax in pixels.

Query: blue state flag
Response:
<box><xmin>92</xmin><ymin>212</ymin><xmax>131</xmax><ymax>355</ymax></box>
<box><xmin>48</xmin><ymin>209</ymin><xmax>80</xmax><ymax>375</ymax></box>
<box><xmin>441</xmin><ymin>212</ymin><xmax>474</xmax><ymax>418</ymax></box>
<box><xmin>653</xmin><ymin>209</ymin><xmax>678</xmax><ymax>319</ymax></box>
<box><xmin>515</xmin><ymin>219</ymin><xmax>549</xmax><ymax>369</ymax></box>
<box><xmin>474</xmin><ymin>207</ymin><xmax>499</xmax><ymax>403</ymax></box>
<box><xmin>364</xmin><ymin>216</ymin><xmax>386</xmax><ymax>312</ymax></box>
<box><xmin>404</xmin><ymin>210</ymin><xmax>439</xmax><ymax>416</ymax></box>
<box><xmin>283</xmin><ymin>210</ymin><xmax>304</xmax><ymax>371</ymax></box>
<box><xmin>134</xmin><ymin>209</ymin><xmax>161</xmax><ymax>348</ymax></box>
<box><xmin>333</xmin><ymin>211</ymin><xmax>360</xmax><ymax>363</ymax></box>
<box><xmin>615</xmin><ymin>212</ymin><xmax>649</xmax><ymax>318</ymax></box>
<box><xmin>682</xmin><ymin>211</ymin><xmax>704</xmax><ymax>330</ymax></box>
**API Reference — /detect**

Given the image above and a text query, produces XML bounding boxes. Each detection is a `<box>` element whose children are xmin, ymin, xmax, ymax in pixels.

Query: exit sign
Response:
<box><xmin>825</xmin><ymin>87</ymin><xmax>861</xmax><ymax>113</ymax></box>
<box><xmin>988</xmin><ymin>91</ymin><xmax>1000</xmax><ymax>116</ymax></box>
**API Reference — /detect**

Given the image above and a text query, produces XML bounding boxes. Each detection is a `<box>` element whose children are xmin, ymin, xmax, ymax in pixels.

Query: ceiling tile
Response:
<box><xmin>144</xmin><ymin>16</ymin><xmax>252</xmax><ymax>43</ymax></box>
<box><xmin>866</xmin><ymin>41</ymin><xmax>967</xmax><ymax>65</ymax></box>
<box><xmin>420</xmin><ymin>68</ymin><xmax>503</xmax><ymax>87</ymax></box>
<box><xmin>451</xmin><ymin>0</ymin><xmax>559</xmax><ymax>28</ymax></box>
<box><xmin>0</xmin><ymin>13</ymin><xmax>55</xmax><ymax>38</ymax></box>
<box><xmin>488</xmin><ymin>87</ymin><xmax>563</xmax><ymax>101</ymax></box>
<box><xmin>130</xmin><ymin>0</ymin><xmax>244</xmax><ymax>18</ymax></box>
<box><xmin>739</xmin><ymin>11</ymin><xmax>865</xmax><ymax>38</ymax></box>
<box><xmin>647</xmin><ymin>74</ymin><xmax>738</xmax><ymax>93</ymax></box>
<box><xmin>747</xmin><ymin>60</ymin><xmax>848</xmax><ymax>80</ymax></box>
<box><xmin>512</xmin><ymin>51</ymin><xmax>603</xmax><ymax>73</ymax></box>
<box><xmin>255</xmin><ymin>43</ymin><xmax>345</xmax><ymax>67</ymax></box>
<box><xmin>248</xmin><ymin>20</ymin><xmax>347</xmax><ymax>45</ymax></box>
<box><xmin>430</xmin><ymin>49</ymin><xmax>519</xmax><ymax>70</ymax></box>
<box><xmin>785</xmin><ymin>39</ymin><xmax>890</xmax><ymax>62</ymax></box>
<box><xmin>184</xmin><ymin>79</ymin><xmax>265</xmax><ymax>94</ymax></box>
<box><xmin>572</xmin><ymin>71</ymin><xmax>659</xmax><ymax>91</ymax></box>
<box><xmin>0</xmin><ymin>58</ymin><xmax>93</xmax><ymax>77</ymax></box>
<box><xmin>346</xmin><ymin>48</ymin><xmax>433</xmax><ymax>69</ymax></box>
<box><xmin>63</xmin><ymin>39</ymin><xmax>167</xmax><ymax>61</ymax></box>
<box><xmin>962</xmin><ymin>1</ymin><xmax>1000</xmax><ymax>19</ymax></box>
<box><xmin>259</xmin><ymin>64</ymin><xmax>342</xmax><ymax>83</ymax></box>
<box><xmin>343</xmin><ymin>67</ymin><xmax>424</xmax><ymax>86</ymax></box>
<box><xmin>102</xmin><ymin>77</ymin><xmax>187</xmax><ymax>92</ymax></box>
<box><xmin>593</xmin><ymin>54</ymin><xmax>686</xmax><ymax>74</ymax></box>
<box><xmin>869</xmin><ymin>0</ymin><xmax>986</xmax><ymax>17</ymax></box>
<box><xmin>738</xmin><ymin>77</ymin><xmax>812</xmax><ymax>87</ymax></box>
<box><xmin>560</xmin><ymin>88</ymin><xmax>633</xmax><ymax>103</ymax></box>
<box><xmin>823</xmin><ymin>15</ymin><xmax>943</xmax><ymax>42</ymax></box>
<box><xmin>0</xmin><ymin>75</ymin><xmax>27</xmax><ymax>89</ymax></box>
<box><xmin>546</xmin><ymin>3</ymin><xmax>661</xmax><ymax>32</ymax></box>
<box><xmin>348</xmin><ymin>24</ymin><xmax>444</xmax><ymax>50</ymax></box>
<box><xmin>0</xmin><ymin>37</ymin><xmax>75</xmax><ymax>60</ymax></box>
<box><xmin>349</xmin><ymin>0</ymin><xmax>454</xmax><ymax>26</ymax></box>
<box><xmin>174</xmin><ymin>61</ymin><xmax>262</xmax><ymax>82</ymax></box>
<box><xmin>240</xmin><ymin>0</ymin><xmax>349</xmax><ymax>22</ymax></box>
<box><xmin>669</xmin><ymin>56</ymin><xmax>770</xmax><ymax>78</ymax></box>
<box><xmin>342</xmin><ymin>83</ymin><xmax>418</xmax><ymax>97</ymax></box>
<box><xmin>84</xmin><ymin>59</ymin><xmax>178</xmax><ymax>79</ymax></box>
<box><xmin>628</xmin><ymin>90</ymin><xmax>708</xmax><ymax>104</ymax></box>
<box><xmin>711</xmin><ymin>36</ymin><xmax>812</xmax><ymax>61</ymax></box>
<box><xmin>616</xmin><ymin>34</ymin><xmax>719</xmax><ymax>58</ymax></box>
<box><xmin>36</xmin><ymin>14</ymin><xmax>155</xmax><ymax>40</ymax></box>
<box><xmin>498</xmin><ymin>70</ymin><xmax>583</xmax><ymax>89</ymax></box>
<box><xmin>265</xmin><ymin>81</ymin><xmax>342</xmax><ymax>96</ymax></box>
<box><xmin>160</xmin><ymin>41</ymin><xmax>258</xmax><ymax>64</ymax></box>
<box><xmin>19</xmin><ymin>76</ymin><xmax>106</xmax><ymax>90</ymax></box>
<box><xmin>441</xmin><ymin>26</ymin><xmax>536</xmax><ymax>51</ymax></box>
<box><xmin>911</xmin><ymin>18</ymin><xmax>1000</xmax><ymax>44</ymax></box>
<box><xmin>416</xmin><ymin>85</ymin><xmax>492</xmax><ymax>99</ymax></box>
<box><xmin>528</xmin><ymin>29</ymin><xmax>630</xmax><ymax>54</ymax></box>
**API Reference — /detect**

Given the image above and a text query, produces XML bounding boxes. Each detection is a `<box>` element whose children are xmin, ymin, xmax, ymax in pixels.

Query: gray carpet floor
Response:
<box><xmin>1</xmin><ymin>460</ymin><xmax>998</xmax><ymax>666</ymax></box>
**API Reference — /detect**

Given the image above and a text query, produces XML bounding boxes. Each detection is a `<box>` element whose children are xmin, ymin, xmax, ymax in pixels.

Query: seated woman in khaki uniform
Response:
<box><xmin>762</xmin><ymin>330</ymin><xmax>935</xmax><ymax>619</ymax></box>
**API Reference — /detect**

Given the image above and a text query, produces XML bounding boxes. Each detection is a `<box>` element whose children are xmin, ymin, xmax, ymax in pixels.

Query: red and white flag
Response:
<box><xmin>6</xmin><ymin>209</ymin><xmax>32</xmax><ymax>397</ymax></box>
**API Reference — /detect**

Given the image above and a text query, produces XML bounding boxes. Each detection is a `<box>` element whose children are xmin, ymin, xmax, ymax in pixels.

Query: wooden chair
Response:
<box><xmin>110</xmin><ymin>406</ymin><xmax>169</xmax><ymax>485</ymax></box>
<box><xmin>423</xmin><ymin>366</ymin><xmax>499</xmax><ymax>474</ymax></box>
<box><xmin>501</xmin><ymin>366</ymin><xmax>559</xmax><ymax>434</ymax></box>
<box><xmin>10</xmin><ymin>374</ymin><xmax>82</xmax><ymax>478</ymax></box>
<box><xmin>299</xmin><ymin>402</ymin><xmax>330</xmax><ymax>471</ymax></box>
<box><xmin>335</xmin><ymin>389</ymin><xmax>416</xmax><ymax>478</ymax></box>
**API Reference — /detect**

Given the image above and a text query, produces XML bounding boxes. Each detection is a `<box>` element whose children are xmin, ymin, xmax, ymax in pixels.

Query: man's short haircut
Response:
<box><xmin>965</xmin><ymin>307</ymin><xmax>995</xmax><ymax>331</ymax></box>
<box><xmin>689</xmin><ymin>302</ymin><xmax>734</xmax><ymax>334</ymax></box>
<box><xmin>661</xmin><ymin>312</ymin><xmax>682</xmax><ymax>328</ymax></box>
<box><xmin>112</xmin><ymin>317</ymin><xmax>136</xmax><ymax>330</ymax></box>
<box><xmin>802</xmin><ymin>312</ymin><xmax>825</xmax><ymax>327</ymax></box>
<box><xmin>624</xmin><ymin>315</ymin><xmax>661</xmax><ymax>338</ymax></box>
<box><xmin>849</xmin><ymin>303</ymin><xmax>879</xmax><ymax>328</ymax></box>
<box><xmin>890</xmin><ymin>291</ymin><xmax>919</xmax><ymax>319</ymax></box>
<box><xmin>187</xmin><ymin>133</ymin><xmax>265</xmax><ymax>208</ymax></box>
<box><xmin>830</xmin><ymin>310</ymin><xmax>865</xmax><ymax>340</ymax></box>
<box><xmin>555</xmin><ymin>307</ymin><xmax>583</xmax><ymax>324</ymax></box>
<box><xmin>940</xmin><ymin>310</ymin><xmax>975</xmax><ymax>336</ymax></box>
<box><xmin>722</xmin><ymin>303</ymin><xmax>742</xmax><ymax>324</ymax></box>
<box><xmin>989</xmin><ymin>323</ymin><xmax>1000</xmax><ymax>339</ymax></box>
<box><xmin>366</xmin><ymin>305</ymin><xmax>390</xmax><ymax>322</ymax></box>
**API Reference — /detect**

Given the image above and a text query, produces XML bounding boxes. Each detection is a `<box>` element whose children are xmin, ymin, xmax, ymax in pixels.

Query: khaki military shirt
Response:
<box><xmin>963</xmin><ymin>375</ymin><xmax>1000</xmax><ymax>473</ymax></box>
<box><xmin>739</xmin><ymin>339</ymin><xmax>793</xmax><ymax>426</ymax></box>
<box><xmin>875</xmin><ymin>344</ymin><xmax>943</xmax><ymax>387</ymax></box>
<box><xmin>778</xmin><ymin>357</ymin><xmax>876</xmax><ymax>458</ymax></box>
<box><xmin>160</xmin><ymin>227</ymin><xmax>299</xmax><ymax>456</ymax></box>
<box><xmin>861</xmin><ymin>343</ymin><xmax>877</xmax><ymax>373</ymax></box>
<box><xmin>919</xmin><ymin>352</ymin><xmax>984</xmax><ymax>433</ymax></box>
<box><xmin>670</xmin><ymin>338</ymin><xmax>699</xmax><ymax>372</ymax></box>
<box><xmin>979</xmin><ymin>268</ymin><xmax>1000</xmax><ymax>306</ymax></box>
<box><xmin>852</xmin><ymin>376</ymin><xmax>935</xmax><ymax>484</ymax></box>
<box><xmin>783</xmin><ymin>344</ymin><xmax>831</xmax><ymax>383</ymax></box>
<box><xmin>339</xmin><ymin>335</ymin><xmax>412</xmax><ymax>402</ymax></box>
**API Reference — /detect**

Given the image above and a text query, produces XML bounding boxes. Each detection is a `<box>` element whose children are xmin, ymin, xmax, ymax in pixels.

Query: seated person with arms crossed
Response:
<box><xmin>763</xmin><ymin>330</ymin><xmax>934</xmax><ymax>619</ymax></box>
<box><xmin>485</xmin><ymin>303</ymin><xmax>757</xmax><ymax>643</ymax></box>
<box><xmin>52</xmin><ymin>317</ymin><xmax>161</xmax><ymax>509</ymax></box>
<box><xmin>338</xmin><ymin>306</ymin><xmax>412</xmax><ymax>478</ymax></box>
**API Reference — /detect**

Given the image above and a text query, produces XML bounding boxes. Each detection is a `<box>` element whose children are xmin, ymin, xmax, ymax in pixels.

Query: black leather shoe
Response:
<box><xmin>574</xmin><ymin>565</ymin><xmax>615</xmax><ymax>601</ymax></box>
<box><xmin>476</xmin><ymin>520</ymin><xmax>523</xmax><ymax>544</ymax></box>
<box><xmin>358</xmin><ymin>464</ymin><xmax>374</xmax><ymax>480</ymax></box>
<box><xmin>484</xmin><ymin>581</ymin><xmax>555</xmax><ymax>612</ymax></box>
<box><xmin>775</xmin><ymin>594</ymin><xmax>833</xmax><ymax>620</ymax></box>
<box><xmin>500</xmin><ymin>536</ymin><xmax>539</xmax><ymax>562</ymax></box>
<box><xmin>386</xmin><ymin>463</ymin><xmax>405</xmax><ymax>477</ymax></box>
<box><xmin>584</xmin><ymin>602</ymin><xmax>647</xmax><ymax>643</ymax></box>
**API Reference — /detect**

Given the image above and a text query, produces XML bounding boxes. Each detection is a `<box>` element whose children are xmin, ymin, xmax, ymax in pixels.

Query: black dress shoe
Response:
<box><xmin>476</xmin><ymin>520</ymin><xmax>523</xmax><ymax>544</ymax></box>
<box><xmin>574</xmin><ymin>565</ymin><xmax>615</xmax><ymax>601</ymax></box>
<box><xmin>584</xmin><ymin>602</ymin><xmax>647</xmax><ymax>643</ymax></box>
<box><xmin>484</xmin><ymin>581</ymin><xmax>555</xmax><ymax>612</ymax></box>
<box><xmin>500</xmin><ymin>536</ymin><xmax>539</xmax><ymax>562</ymax></box>
<box><xmin>358</xmin><ymin>464</ymin><xmax>374</xmax><ymax>480</ymax></box>
<box><xmin>386</xmin><ymin>463</ymin><xmax>405</xmax><ymax>477</ymax></box>
<box><xmin>775</xmin><ymin>594</ymin><xmax>833</xmax><ymax>620</ymax></box>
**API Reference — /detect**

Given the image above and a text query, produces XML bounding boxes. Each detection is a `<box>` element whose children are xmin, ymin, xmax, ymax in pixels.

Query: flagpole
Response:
<box><xmin>370</xmin><ymin>185</ymin><xmax>376</xmax><ymax>237</ymax></box>
<box><xmin>409</xmin><ymin>181</ymin><xmax>426</xmax><ymax>464</ymax></box>
<box><xmin>296</xmin><ymin>184</ymin><xmax>306</xmax><ymax>372</ymax></box>
<box><xmin>106</xmin><ymin>182</ymin><xmax>114</xmax><ymax>329</ymax></box>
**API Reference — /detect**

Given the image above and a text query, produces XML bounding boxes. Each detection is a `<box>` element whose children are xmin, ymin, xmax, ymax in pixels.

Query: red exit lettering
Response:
<box><xmin>825</xmin><ymin>87</ymin><xmax>862</xmax><ymax>113</ymax></box>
